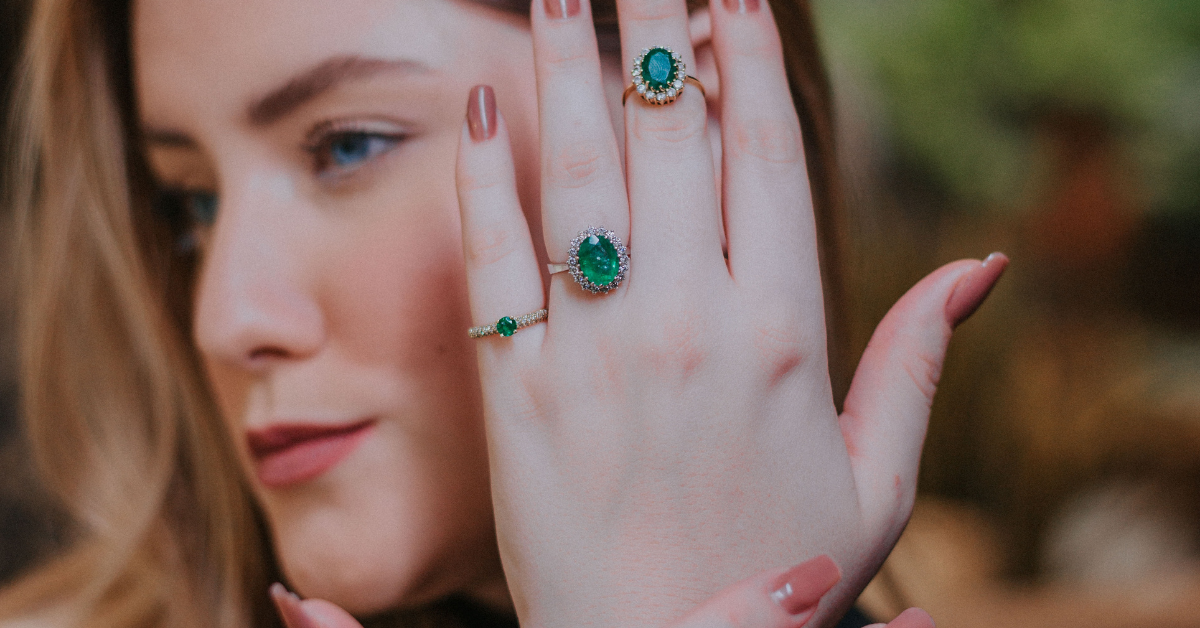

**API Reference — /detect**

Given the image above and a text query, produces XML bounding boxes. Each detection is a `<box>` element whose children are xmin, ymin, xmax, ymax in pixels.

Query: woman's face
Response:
<box><xmin>133</xmin><ymin>0</ymin><xmax>540</xmax><ymax>614</ymax></box>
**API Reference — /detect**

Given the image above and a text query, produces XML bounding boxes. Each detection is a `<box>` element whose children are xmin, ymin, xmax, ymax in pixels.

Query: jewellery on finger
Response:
<box><xmin>548</xmin><ymin>226</ymin><xmax>629</xmax><ymax>294</ymax></box>
<box><xmin>622</xmin><ymin>46</ymin><xmax>706</xmax><ymax>106</ymax></box>
<box><xmin>468</xmin><ymin>309</ymin><xmax>548</xmax><ymax>339</ymax></box>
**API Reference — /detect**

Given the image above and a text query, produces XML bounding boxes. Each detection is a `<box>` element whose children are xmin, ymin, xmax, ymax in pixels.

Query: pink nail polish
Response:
<box><xmin>945</xmin><ymin>252</ymin><xmax>1009</xmax><ymax>328</ymax></box>
<box><xmin>889</xmin><ymin>608</ymin><xmax>936</xmax><ymax>628</ymax></box>
<box><xmin>723</xmin><ymin>0</ymin><xmax>760</xmax><ymax>13</ymax></box>
<box><xmin>544</xmin><ymin>0</ymin><xmax>580</xmax><ymax>19</ymax></box>
<box><xmin>467</xmin><ymin>85</ymin><xmax>497</xmax><ymax>143</ymax></box>
<box><xmin>769</xmin><ymin>555</ymin><xmax>841</xmax><ymax>616</ymax></box>
<box><xmin>269</xmin><ymin>583</ymin><xmax>323</xmax><ymax>628</ymax></box>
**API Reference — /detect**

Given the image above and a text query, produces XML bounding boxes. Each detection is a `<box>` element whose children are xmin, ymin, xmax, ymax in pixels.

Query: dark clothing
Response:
<box><xmin>371</xmin><ymin>597</ymin><xmax>877</xmax><ymax>628</ymax></box>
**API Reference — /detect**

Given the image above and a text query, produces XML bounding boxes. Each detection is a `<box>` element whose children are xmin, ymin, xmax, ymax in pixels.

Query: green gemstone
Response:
<box><xmin>577</xmin><ymin>233</ymin><xmax>620</xmax><ymax>287</ymax></box>
<box><xmin>640</xmin><ymin>48</ymin><xmax>677</xmax><ymax>91</ymax></box>
<box><xmin>496</xmin><ymin>316</ymin><xmax>518</xmax><ymax>337</ymax></box>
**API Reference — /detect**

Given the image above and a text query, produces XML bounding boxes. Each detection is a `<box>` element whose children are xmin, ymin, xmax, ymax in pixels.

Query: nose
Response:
<box><xmin>192</xmin><ymin>171</ymin><xmax>325</xmax><ymax>370</ymax></box>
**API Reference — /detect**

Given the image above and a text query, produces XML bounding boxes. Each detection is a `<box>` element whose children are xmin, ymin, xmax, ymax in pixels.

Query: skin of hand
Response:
<box><xmin>271</xmin><ymin>556</ymin><xmax>936</xmax><ymax>628</ymax></box>
<box><xmin>453</xmin><ymin>0</ymin><xmax>1007</xmax><ymax>627</ymax></box>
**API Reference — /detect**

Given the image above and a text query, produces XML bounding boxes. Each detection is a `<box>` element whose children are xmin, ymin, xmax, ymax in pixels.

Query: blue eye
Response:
<box><xmin>314</xmin><ymin>131</ymin><xmax>401</xmax><ymax>174</ymax></box>
<box><xmin>187</xmin><ymin>192</ymin><xmax>219</xmax><ymax>225</ymax></box>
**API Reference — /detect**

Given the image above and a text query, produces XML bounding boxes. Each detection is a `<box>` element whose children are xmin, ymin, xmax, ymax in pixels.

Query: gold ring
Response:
<box><xmin>622</xmin><ymin>46</ymin><xmax>706</xmax><ymax>106</ymax></box>
<box><xmin>468</xmin><ymin>309</ymin><xmax>547</xmax><ymax>339</ymax></box>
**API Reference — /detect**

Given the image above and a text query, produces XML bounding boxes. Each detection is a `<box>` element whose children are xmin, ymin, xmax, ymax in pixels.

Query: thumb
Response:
<box><xmin>270</xmin><ymin>583</ymin><xmax>364</xmax><ymax>628</ymax></box>
<box><xmin>839</xmin><ymin>253</ymin><xmax>1008</xmax><ymax>539</ymax></box>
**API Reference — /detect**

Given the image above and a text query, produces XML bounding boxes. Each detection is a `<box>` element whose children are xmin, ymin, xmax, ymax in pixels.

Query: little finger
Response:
<box><xmin>710</xmin><ymin>0</ymin><xmax>819</xmax><ymax>305</ymax></box>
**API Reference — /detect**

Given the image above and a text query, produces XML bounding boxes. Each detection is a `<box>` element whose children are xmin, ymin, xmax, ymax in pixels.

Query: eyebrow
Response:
<box><xmin>246</xmin><ymin>55</ymin><xmax>430</xmax><ymax>127</ymax></box>
<box><xmin>141</xmin><ymin>55</ymin><xmax>429</xmax><ymax>149</ymax></box>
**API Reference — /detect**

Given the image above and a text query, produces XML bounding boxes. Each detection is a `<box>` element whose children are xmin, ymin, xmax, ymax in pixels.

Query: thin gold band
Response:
<box><xmin>468</xmin><ymin>309</ymin><xmax>548</xmax><ymax>339</ymax></box>
<box><xmin>622</xmin><ymin>75</ymin><xmax>706</xmax><ymax>106</ymax></box>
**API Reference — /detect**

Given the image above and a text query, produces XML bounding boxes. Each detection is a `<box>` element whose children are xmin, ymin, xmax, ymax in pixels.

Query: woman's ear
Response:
<box><xmin>688</xmin><ymin>8</ymin><xmax>720</xmax><ymax>105</ymax></box>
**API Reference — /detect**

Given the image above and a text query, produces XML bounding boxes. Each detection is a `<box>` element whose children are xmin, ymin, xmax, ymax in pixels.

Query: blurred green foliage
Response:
<box><xmin>814</xmin><ymin>0</ymin><xmax>1200</xmax><ymax>215</ymax></box>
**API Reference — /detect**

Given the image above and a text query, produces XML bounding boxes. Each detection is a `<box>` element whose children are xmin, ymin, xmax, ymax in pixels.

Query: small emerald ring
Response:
<box><xmin>548</xmin><ymin>227</ymin><xmax>630</xmax><ymax>294</ymax></box>
<box><xmin>468</xmin><ymin>308</ymin><xmax>548</xmax><ymax>339</ymax></box>
<box><xmin>622</xmin><ymin>46</ymin><xmax>707</xmax><ymax>106</ymax></box>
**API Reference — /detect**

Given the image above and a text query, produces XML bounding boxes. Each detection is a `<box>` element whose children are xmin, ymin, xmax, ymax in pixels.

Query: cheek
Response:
<box><xmin>323</xmin><ymin>197</ymin><xmax>474</xmax><ymax>384</ymax></box>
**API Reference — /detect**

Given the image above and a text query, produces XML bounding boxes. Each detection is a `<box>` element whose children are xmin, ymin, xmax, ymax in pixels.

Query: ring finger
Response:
<box><xmin>618</xmin><ymin>0</ymin><xmax>725</xmax><ymax>287</ymax></box>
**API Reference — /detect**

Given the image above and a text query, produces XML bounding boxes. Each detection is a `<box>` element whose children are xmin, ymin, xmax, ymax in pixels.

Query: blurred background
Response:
<box><xmin>1</xmin><ymin>0</ymin><xmax>1198</xmax><ymax>625</ymax></box>
<box><xmin>815</xmin><ymin>0</ymin><xmax>1200</xmax><ymax>625</ymax></box>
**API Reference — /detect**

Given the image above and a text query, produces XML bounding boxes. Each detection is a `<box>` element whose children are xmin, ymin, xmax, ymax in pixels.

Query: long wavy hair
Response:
<box><xmin>1</xmin><ymin>0</ymin><xmax>845</xmax><ymax>625</ymax></box>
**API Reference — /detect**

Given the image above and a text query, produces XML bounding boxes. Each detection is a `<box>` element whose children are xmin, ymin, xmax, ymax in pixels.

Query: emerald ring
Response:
<box><xmin>468</xmin><ymin>309</ymin><xmax>548</xmax><ymax>339</ymax></box>
<box><xmin>548</xmin><ymin>226</ymin><xmax>629</xmax><ymax>294</ymax></box>
<box><xmin>622</xmin><ymin>46</ymin><xmax>706</xmax><ymax>106</ymax></box>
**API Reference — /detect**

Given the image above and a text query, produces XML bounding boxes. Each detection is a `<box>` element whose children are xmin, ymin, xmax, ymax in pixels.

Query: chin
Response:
<box><xmin>280</xmin><ymin>528</ymin><xmax>443</xmax><ymax>615</ymax></box>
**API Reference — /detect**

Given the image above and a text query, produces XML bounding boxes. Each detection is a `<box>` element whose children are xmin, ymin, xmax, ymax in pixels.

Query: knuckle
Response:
<box><xmin>546</xmin><ymin>140</ymin><xmax>616</xmax><ymax>189</ymax></box>
<box><xmin>728</xmin><ymin>117</ymin><xmax>803</xmax><ymax>164</ymax></box>
<box><xmin>464</xmin><ymin>225</ymin><xmax>520</xmax><ymax>267</ymax></box>
<box><xmin>630</xmin><ymin>308</ymin><xmax>710</xmax><ymax>382</ymax></box>
<box><xmin>750</xmin><ymin>317</ymin><xmax>814</xmax><ymax>388</ymax></box>
<box><xmin>901</xmin><ymin>350</ymin><xmax>944</xmax><ymax>406</ymax></box>
<box><xmin>632</xmin><ymin>104</ymin><xmax>707</xmax><ymax>144</ymax></box>
<box><xmin>621</xmin><ymin>0</ymin><xmax>681</xmax><ymax>22</ymax></box>
<box><xmin>458</xmin><ymin>170</ymin><xmax>506</xmax><ymax>196</ymax></box>
<box><xmin>540</xmin><ymin>39</ymin><xmax>594</xmax><ymax>72</ymax></box>
<box><xmin>725</xmin><ymin>31</ymin><xmax>783</xmax><ymax>63</ymax></box>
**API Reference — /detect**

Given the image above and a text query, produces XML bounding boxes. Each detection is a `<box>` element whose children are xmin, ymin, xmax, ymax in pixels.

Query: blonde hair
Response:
<box><xmin>3</xmin><ymin>0</ymin><xmax>270</xmax><ymax>625</ymax></box>
<box><xmin>2</xmin><ymin>0</ymin><xmax>843</xmax><ymax>625</ymax></box>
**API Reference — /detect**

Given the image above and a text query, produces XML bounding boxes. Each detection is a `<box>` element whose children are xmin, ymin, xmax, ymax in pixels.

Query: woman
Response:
<box><xmin>3</xmin><ymin>0</ymin><xmax>1004</xmax><ymax>624</ymax></box>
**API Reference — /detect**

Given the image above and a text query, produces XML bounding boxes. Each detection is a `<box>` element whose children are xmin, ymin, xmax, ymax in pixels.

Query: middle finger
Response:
<box><xmin>534</xmin><ymin>0</ymin><xmax>631</xmax><ymax>291</ymax></box>
<box><xmin>618</xmin><ymin>0</ymin><xmax>725</xmax><ymax>286</ymax></box>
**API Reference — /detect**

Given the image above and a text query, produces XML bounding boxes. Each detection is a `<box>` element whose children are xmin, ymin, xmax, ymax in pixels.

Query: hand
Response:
<box><xmin>270</xmin><ymin>558</ymin><xmax>937</xmax><ymax>628</ymax></box>
<box><xmin>455</xmin><ymin>0</ymin><xmax>1007</xmax><ymax>626</ymax></box>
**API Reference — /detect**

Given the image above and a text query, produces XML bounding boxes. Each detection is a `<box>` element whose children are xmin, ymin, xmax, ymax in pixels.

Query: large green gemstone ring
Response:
<box><xmin>548</xmin><ymin>227</ymin><xmax>630</xmax><ymax>294</ymax></box>
<box><xmin>622</xmin><ymin>46</ymin><xmax>706</xmax><ymax>106</ymax></box>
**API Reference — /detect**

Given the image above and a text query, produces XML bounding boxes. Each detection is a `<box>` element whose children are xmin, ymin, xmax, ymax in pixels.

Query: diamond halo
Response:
<box><xmin>631</xmin><ymin>46</ymin><xmax>687</xmax><ymax>106</ymax></box>
<box><xmin>566</xmin><ymin>226</ymin><xmax>630</xmax><ymax>294</ymax></box>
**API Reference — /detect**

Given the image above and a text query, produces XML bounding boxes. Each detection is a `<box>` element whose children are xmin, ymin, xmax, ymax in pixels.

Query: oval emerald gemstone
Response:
<box><xmin>577</xmin><ymin>234</ymin><xmax>620</xmax><ymax>286</ymax></box>
<box><xmin>640</xmin><ymin>48</ymin><xmax>677</xmax><ymax>91</ymax></box>
<box><xmin>496</xmin><ymin>316</ymin><xmax>518</xmax><ymax>337</ymax></box>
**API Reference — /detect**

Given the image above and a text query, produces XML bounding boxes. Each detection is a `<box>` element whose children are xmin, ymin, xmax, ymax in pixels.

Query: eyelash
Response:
<box><xmin>153</xmin><ymin>188</ymin><xmax>219</xmax><ymax>253</ymax></box>
<box><xmin>151</xmin><ymin>121</ymin><xmax>409</xmax><ymax>246</ymax></box>
<box><xmin>303</xmin><ymin>123</ymin><xmax>408</xmax><ymax>178</ymax></box>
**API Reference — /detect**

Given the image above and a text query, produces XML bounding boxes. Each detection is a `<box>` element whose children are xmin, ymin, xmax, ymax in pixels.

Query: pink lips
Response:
<box><xmin>247</xmin><ymin>419</ymin><xmax>376</xmax><ymax>489</ymax></box>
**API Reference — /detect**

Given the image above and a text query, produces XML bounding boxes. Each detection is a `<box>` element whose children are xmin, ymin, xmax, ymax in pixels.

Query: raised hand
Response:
<box><xmin>454</xmin><ymin>0</ymin><xmax>1006</xmax><ymax>625</ymax></box>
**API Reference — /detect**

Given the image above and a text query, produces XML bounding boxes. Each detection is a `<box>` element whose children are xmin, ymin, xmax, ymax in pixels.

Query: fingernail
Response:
<box><xmin>467</xmin><ymin>85</ymin><xmax>497</xmax><ymax>143</ymax></box>
<box><xmin>723</xmin><ymin>0</ymin><xmax>760</xmax><ymax>13</ymax></box>
<box><xmin>890</xmin><ymin>608</ymin><xmax>936</xmax><ymax>628</ymax></box>
<box><xmin>269</xmin><ymin>583</ymin><xmax>323</xmax><ymax>628</ymax></box>
<box><xmin>769</xmin><ymin>555</ymin><xmax>841</xmax><ymax>616</ymax></box>
<box><xmin>945</xmin><ymin>252</ymin><xmax>1009</xmax><ymax>328</ymax></box>
<box><xmin>544</xmin><ymin>0</ymin><xmax>580</xmax><ymax>19</ymax></box>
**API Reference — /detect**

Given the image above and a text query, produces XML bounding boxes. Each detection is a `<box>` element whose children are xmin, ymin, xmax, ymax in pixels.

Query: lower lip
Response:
<box><xmin>254</xmin><ymin>423</ymin><xmax>375</xmax><ymax>489</ymax></box>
